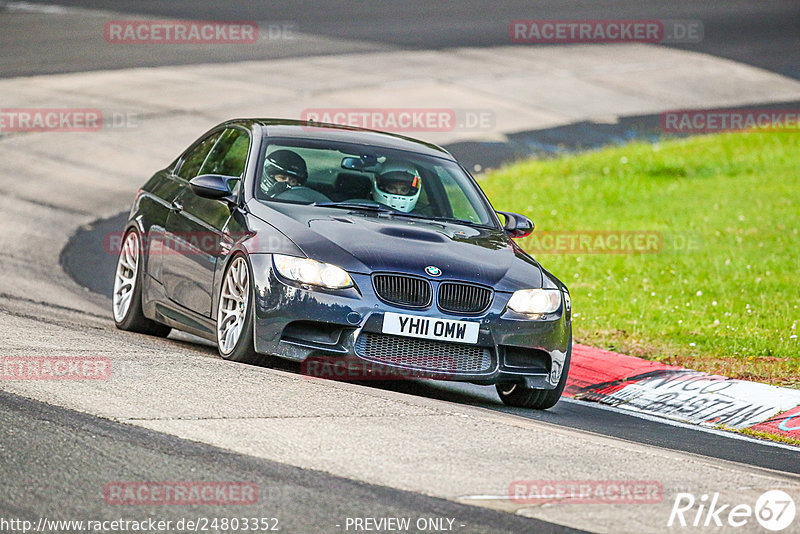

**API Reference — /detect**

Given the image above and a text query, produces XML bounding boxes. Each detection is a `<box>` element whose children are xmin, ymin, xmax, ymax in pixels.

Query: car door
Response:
<box><xmin>146</xmin><ymin>131</ymin><xmax>222</xmax><ymax>283</ymax></box>
<box><xmin>162</xmin><ymin>127</ymin><xmax>250</xmax><ymax>316</ymax></box>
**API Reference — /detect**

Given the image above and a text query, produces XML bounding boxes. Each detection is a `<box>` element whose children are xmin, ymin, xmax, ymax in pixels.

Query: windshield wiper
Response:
<box><xmin>433</xmin><ymin>216</ymin><xmax>493</xmax><ymax>228</ymax></box>
<box><xmin>391</xmin><ymin>212</ymin><xmax>494</xmax><ymax>229</ymax></box>
<box><xmin>313</xmin><ymin>202</ymin><xmax>494</xmax><ymax>229</ymax></box>
<box><xmin>313</xmin><ymin>201</ymin><xmax>393</xmax><ymax>213</ymax></box>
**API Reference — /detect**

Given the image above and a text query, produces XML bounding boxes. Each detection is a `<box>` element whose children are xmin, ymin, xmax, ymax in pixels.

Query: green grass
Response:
<box><xmin>733</xmin><ymin>426</ymin><xmax>800</xmax><ymax>447</ymax></box>
<box><xmin>481</xmin><ymin>132</ymin><xmax>800</xmax><ymax>387</ymax></box>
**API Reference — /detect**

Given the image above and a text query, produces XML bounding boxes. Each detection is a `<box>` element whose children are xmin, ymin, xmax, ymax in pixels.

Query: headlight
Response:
<box><xmin>507</xmin><ymin>289</ymin><xmax>562</xmax><ymax>314</ymax></box>
<box><xmin>272</xmin><ymin>254</ymin><xmax>353</xmax><ymax>289</ymax></box>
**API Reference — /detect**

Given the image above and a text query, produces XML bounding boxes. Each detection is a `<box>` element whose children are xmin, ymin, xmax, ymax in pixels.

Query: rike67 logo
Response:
<box><xmin>668</xmin><ymin>490</ymin><xmax>796</xmax><ymax>531</ymax></box>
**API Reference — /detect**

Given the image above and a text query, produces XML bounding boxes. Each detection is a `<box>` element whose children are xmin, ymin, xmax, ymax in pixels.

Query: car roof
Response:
<box><xmin>224</xmin><ymin>118</ymin><xmax>454</xmax><ymax>160</ymax></box>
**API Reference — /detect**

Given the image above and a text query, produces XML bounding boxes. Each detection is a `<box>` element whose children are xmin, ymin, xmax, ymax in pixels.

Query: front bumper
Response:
<box><xmin>249</xmin><ymin>254</ymin><xmax>571</xmax><ymax>388</ymax></box>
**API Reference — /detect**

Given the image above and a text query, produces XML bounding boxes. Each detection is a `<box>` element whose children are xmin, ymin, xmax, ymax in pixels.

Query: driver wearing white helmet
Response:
<box><xmin>372</xmin><ymin>161</ymin><xmax>422</xmax><ymax>213</ymax></box>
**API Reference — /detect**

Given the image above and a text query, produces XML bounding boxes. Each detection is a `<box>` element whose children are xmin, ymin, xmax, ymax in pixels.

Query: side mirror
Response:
<box><xmin>497</xmin><ymin>211</ymin><xmax>534</xmax><ymax>238</ymax></box>
<box><xmin>190</xmin><ymin>174</ymin><xmax>238</xmax><ymax>202</ymax></box>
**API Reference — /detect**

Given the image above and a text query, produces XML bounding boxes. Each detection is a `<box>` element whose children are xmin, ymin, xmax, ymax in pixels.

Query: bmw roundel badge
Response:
<box><xmin>425</xmin><ymin>265</ymin><xmax>442</xmax><ymax>277</ymax></box>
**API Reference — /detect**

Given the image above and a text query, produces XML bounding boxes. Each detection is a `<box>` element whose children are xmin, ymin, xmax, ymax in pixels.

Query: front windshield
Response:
<box><xmin>255</xmin><ymin>137</ymin><xmax>496</xmax><ymax>227</ymax></box>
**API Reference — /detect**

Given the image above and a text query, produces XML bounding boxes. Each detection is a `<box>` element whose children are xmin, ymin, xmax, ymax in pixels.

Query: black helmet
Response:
<box><xmin>264</xmin><ymin>149</ymin><xmax>308</xmax><ymax>184</ymax></box>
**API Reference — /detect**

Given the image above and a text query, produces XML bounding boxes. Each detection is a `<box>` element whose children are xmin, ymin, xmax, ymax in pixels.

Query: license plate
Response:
<box><xmin>382</xmin><ymin>312</ymin><xmax>479</xmax><ymax>344</ymax></box>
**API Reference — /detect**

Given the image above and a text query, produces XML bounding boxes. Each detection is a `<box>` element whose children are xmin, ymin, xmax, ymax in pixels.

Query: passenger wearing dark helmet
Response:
<box><xmin>262</xmin><ymin>149</ymin><xmax>308</xmax><ymax>197</ymax></box>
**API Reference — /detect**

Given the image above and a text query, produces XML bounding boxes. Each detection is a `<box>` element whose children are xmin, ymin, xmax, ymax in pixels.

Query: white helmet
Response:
<box><xmin>373</xmin><ymin>161</ymin><xmax>422</xmax><ymax>213</ymax></box>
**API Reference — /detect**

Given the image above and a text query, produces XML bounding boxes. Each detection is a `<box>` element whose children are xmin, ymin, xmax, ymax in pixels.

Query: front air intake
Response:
<box><xmin>372</xmin><ymin>274</ymin><xmax>432</xmax><ymax>308</ymax></box>
<box><xmin>437</xmin><ymin>282</ymin><xmax>493</xmax><ymax>314</ymax></box>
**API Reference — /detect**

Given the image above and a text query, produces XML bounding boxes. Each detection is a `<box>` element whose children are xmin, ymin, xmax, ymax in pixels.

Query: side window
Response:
<box><xmin>199</xmin><ymin>128</ymin><xmax>250</xmax><ymax>178</ymax></box>
<box><xmin>176</xmin><ymin>132</ymin><xmax>222</xmax><ymax>181</ymax></box>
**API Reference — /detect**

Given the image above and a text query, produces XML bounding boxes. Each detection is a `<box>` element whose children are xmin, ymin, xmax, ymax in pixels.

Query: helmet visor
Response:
<box><xmin>376</xmin><ymin>171</ymin><xmax>420</xmax><ymax>196</ymax></box>
<box><xmin>265</xmin><ymin>153</ymin><xmax>306</xmax><ymax>182</ymax></box>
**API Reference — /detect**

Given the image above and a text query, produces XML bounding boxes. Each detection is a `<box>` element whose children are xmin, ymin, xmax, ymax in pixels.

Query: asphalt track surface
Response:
<box><xmin>3</xmin><ymin>0</ymin><xmax>800</xmax><ymax>79</ymax></box>
<box><xmin>4</xmin><ymin>2</ymin><xmax>800</xmax><ymax>532</ymax></box>
<box><xmin>61</xmin><ymin>212</ymin><xmax>800</xmax><ymax>476</ymax></box>
<box><xmin>0</xmin><ymin>390</ymin><xmax>584</xmax><ymax>534</ymax></box>
<box><xmin>40</xmin><ymin>0</ymin><xmax>800</xmax><ymax>480</ymax></box>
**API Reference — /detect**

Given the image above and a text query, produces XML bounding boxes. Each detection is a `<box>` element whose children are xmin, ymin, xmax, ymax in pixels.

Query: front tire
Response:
<box><xmin>496</xmin><ymin>342</ymin><xmax>571</xmax><ymax>410</ymax></box>
<box><xmin>112</xmin><ymin>229</ymin><xmax>171</xmax><ymax>337</ymax></box>
<box><xmin>216</xmin><ymin>254</ymin><xmax>267</xmax><ymax>366</ymax></box>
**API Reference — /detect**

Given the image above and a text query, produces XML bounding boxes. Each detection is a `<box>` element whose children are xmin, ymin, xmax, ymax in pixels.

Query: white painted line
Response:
<box><xmin>459</xmin><ymin>495</ymin><xmax>513</xmax><ymax>501</ymax></box>
<box><xmin>0</xmin><ymin>1</ymin><xmax>71</xmax><ymax>13</ymax></box>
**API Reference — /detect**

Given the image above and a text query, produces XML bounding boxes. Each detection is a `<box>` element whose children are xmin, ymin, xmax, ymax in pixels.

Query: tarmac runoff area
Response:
<box><xmin>1</xmin><ymin>43</ymin><xmax>800</xmax><ymax>533</ymax></box>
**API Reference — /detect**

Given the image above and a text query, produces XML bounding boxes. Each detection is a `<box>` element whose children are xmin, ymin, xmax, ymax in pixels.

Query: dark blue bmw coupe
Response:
<box><xmin>112</xmin><ymin>119</ymin><xmax>572</xmax><ymax>409</ymax></box>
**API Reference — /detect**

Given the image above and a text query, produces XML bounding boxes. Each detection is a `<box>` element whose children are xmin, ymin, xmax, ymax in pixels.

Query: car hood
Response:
<box><xmin>247</xmin><ymin>201</ymin><xmax>544</xmax><ymax>292</ymax></box>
